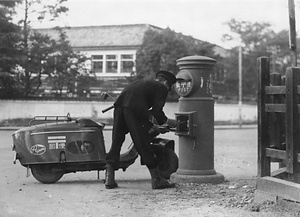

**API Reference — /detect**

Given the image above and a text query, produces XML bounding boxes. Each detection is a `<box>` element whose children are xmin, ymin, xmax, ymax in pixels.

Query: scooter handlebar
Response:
<box><xmin>102</xmin><ymin>105</ymin><xmax>114</xmax><ymax>113</ymax></box>
<box><xmin>158</xmin><ymin>126</ymin><xmax>176</xmax><ymax>133</ymax></box>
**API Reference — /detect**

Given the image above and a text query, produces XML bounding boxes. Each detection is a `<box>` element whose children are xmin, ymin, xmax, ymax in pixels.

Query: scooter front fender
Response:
<box><xmin>119</xmin><ymin>145</ymin><xmax>139</xmax><ymax>171</ymax></box>
<box><xmin>151</xmin><ymin>138</ymin><xmax>178</xmax><ymax>179</ymax></box>
<box><xmin>150</xmin><ymin>138</ymin><xmax>175</xmax><ymax>155</ymax></box>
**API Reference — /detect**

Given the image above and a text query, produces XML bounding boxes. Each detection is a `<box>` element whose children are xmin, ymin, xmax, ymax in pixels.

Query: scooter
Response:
<box><xmin>11</xmin><ymin>104</ymin><xmax>178</xmax><ymax>184</ymax></box>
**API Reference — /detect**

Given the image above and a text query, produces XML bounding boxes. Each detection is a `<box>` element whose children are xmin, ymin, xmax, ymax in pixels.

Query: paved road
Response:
<box><xmin>0</xmin><ymin>128</ymin><xmax>262</xmax><ymax>217</ymax></box>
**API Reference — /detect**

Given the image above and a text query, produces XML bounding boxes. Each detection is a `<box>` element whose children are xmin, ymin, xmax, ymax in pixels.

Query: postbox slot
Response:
<box><xmin>177</xmin><ymin>115</ymin><xmax>189</xmax><ymax>132</ymax></box>
<box><xmin>175</xmin><ymin>111</ymin><xmax>196</xmax><ymax>137</ymax></box>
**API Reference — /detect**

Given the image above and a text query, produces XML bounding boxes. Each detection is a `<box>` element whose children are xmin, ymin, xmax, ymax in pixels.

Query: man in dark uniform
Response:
<box><xmin>105</xmin><ymin>70</ymin><xmax>177</xmax><ymax>189</ymax></box>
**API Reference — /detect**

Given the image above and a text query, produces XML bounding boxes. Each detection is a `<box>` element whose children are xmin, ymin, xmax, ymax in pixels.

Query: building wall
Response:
<box><xmin>0</xmin><ymin>100</ymin><xmax>113</xmax><ymax>121</ymax></box>
<box><xmin>0</xmin><ymin>100</ymin><xmax>257</xmax><ymax>124</ymax></box>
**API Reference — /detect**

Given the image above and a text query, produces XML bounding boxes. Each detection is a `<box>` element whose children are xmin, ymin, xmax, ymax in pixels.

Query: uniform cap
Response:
<box><xmin>156</xmin><ymin>70</ymin><xmax>177</xmax><ymax>86</ymax></box>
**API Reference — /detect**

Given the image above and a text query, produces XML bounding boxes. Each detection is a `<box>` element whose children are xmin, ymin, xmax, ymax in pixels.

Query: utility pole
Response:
<box><xmin>288</xmin><ymin>0</ymin><xmax>297</xmax><ymax>66</ymax></box>
<box><xmin>238</xmin><ymin>45</ymin><xmax>242</xmax><ymax>128</ymax></box>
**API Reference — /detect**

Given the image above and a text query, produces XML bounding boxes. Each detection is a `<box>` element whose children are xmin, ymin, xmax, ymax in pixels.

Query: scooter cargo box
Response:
<box><xmin>12</xmin><ymin>118</ymin><xmax>107</xmax><ymax>165</ymax></box>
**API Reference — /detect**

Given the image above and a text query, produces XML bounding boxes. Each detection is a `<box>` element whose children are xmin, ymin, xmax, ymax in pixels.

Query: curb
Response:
<box><xmin>0</xmin><ymin>124</ymin><xmax>257</xmax><ymax>131</ymax></box>
<box><xmin>214</xmin><ymin>124</ymin><xmax>257</xmax><ymax>130</ymax></box>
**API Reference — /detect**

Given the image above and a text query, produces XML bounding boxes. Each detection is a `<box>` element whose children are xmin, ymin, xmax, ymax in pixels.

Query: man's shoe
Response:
<box><xmin>149</xmin><ymin>167</ymin><xmax>176</xmax><ymax>189</ymax></box>
<box><xmin>152</xmin><ymin>178</ymin><xmax>176</xmax><ymax>189</ymax></box>
<box><xmin>105</xmin><ymin>182</ymin><xmax>118</xmax><ymax>189</ymax></box>
<box><xmin>105</xmin><ymin>164</ymin><xmax>118</xmax><ymax>189</ymax></box>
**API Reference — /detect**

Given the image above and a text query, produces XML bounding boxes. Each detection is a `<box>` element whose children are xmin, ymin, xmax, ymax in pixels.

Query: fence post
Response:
<box><xmin>269</xmin><ymin>73</ymin><xmax>284</xmax><ymax>150</ymax></box>
<box><xmin>257</xmin><ymin>57</ymin><xmax>271</xmax><ymax>177</ymax></box>
<box><xmin>285</xmin><ymin>67</ymin><xmax>300</xmax><ymax>173</ymax></box>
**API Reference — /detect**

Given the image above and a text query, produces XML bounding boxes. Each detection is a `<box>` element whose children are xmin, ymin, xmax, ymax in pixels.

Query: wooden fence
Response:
<box><xmin>258</xmin><ymin>56</ymin><xmax>300</xmax><ymax>177</ymax></box>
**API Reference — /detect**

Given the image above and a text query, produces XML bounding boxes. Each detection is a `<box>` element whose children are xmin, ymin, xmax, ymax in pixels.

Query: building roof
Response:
<box><xmin>35</xmin><ymin>23</ymin><xmax>228</xmax><ymax>57</ymax></box>
<box><xmin>36</xmin><ymin>24</ymin><xmax>162</xmax><ymax>49</ymax></box>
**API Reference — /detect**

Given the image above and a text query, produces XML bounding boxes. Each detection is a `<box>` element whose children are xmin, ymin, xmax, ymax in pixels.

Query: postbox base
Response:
<box><xmin>171</xmin><ymin>172</ymin><xmax>224</xmax><ymax>184</ymax></box>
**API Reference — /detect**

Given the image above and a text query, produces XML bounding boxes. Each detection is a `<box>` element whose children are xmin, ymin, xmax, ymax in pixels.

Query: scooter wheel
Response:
<box><xmin>157</xmin><ymin>148</ymin><xmax>178</xmax><ymax>180</ymax></box>
<box><xmin>31</xmin><ymin>164</ymin><xmax>64</xmax><ymax>184</ymax></box>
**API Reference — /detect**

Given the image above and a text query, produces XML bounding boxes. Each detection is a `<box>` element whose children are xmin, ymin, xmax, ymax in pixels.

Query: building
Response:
<box><xmin>36</xmin><ymin>24</ymin><xmax>227</xmax><ymax>96</ymax></box>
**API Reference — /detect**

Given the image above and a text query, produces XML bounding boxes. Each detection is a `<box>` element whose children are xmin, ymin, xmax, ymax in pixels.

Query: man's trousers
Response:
<box><xmin>105</xmin><ymin>107</ymin><xmax>159</xmax><ymax>169</ymax></box>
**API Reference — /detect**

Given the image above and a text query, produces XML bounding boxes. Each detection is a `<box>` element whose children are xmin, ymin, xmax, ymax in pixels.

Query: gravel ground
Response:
<box><xmin>1</xmin><ymin>128</ymin><xmax>300</xmax><ymax>217</ymax></box>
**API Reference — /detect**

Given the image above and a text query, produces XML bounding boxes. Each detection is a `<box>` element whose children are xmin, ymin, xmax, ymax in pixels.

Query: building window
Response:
<box><xmin>106</xmin><ymin>55</ymin><xmax>118</xmax><ymax>73</ymax></box>
<box><xmin>92</xmin><ymin>55</ymin><xmax>103</xmax><ymax>73</ymax></box>
<box><xmin>121</xmin><ymin>54</ymin><xmax>134</xmax><ymax>73</ymax></box>
<box><xmin>91</xmin><ymin>53</ymin><xmax>135</xmax><ymax>75</ymax></box>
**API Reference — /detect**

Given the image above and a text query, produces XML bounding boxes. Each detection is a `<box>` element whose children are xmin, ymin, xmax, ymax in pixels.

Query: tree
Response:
<box><xmin>136</xmin><ymin>28</ymin><xmax>223</xmax><ymax>100</ymax></box>
<box><xmin>265</xmin><ymin>30</ymin><xmax>291</xmax><ymax>74</ymax></box>
<box><xmin>0</xmin><ymin>0</ymin><xmax>22</xmax><ymax>97</ymax></box>
<box><xmin>222</xmin><ymin>19</ymin><xmax>293</xmax><ymax>99</ymax></box>
<box><xmin>136</xmin><ymin>28</ymin><xmax>217</xmax><ymax>80</ymax></box>
<box><xmin>45</xmin><ymin>29</ymin><xmax>89</xmax><ymax>97</ymax></box>
<box><xmin>17</xmin><ymin>30</ymin><xmax>56</xmax><ymax>96</ymax></box>
<box><xmin>15</xmin><ymin>0</ymin><xmax>69</xmax><ymax>97</ymax></box>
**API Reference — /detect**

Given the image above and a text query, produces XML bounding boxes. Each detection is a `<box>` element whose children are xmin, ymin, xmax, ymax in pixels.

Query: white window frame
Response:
<box><xmin>121</xmin><ymin>54</ymin><xmax>135</xmax><ymax>74</ymax></box>
<box><xmin>91</xmin><ymin>55</ymin><xmax>103</xmax><ymax>74</ymax></box>
<box><xmin>87</xmin><ymin>50</ymin><xmax>136</xmax><ymax>77</ymax></box>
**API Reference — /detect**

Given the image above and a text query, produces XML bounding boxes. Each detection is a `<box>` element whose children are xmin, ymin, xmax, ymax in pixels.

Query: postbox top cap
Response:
<box><xmin>156</xmin><ymin>70</ymin><xmax>177</xmax><ymax>86</ymax></box>
<box><xmin>176</xmin><ymin>55</ymin><xmax>216</xmax><ymax>67</ymax></box>
<box><xmin>176</xmin><ymin>73</ymin><xmax>191</xmax><ymax>81</ymax></box>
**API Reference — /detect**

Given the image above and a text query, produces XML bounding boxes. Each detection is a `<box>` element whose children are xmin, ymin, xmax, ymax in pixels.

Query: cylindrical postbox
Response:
<box><xmin>171</xmin><ymin>55</ymin><xmax>224</xmax><ymax>184</ymax></box>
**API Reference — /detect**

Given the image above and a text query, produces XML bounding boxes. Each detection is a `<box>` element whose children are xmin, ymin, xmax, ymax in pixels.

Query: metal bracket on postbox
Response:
<box><xmin>175</xmin><ymin>111</ymin><xmax>197</xmax><ymax>137</ymax></box>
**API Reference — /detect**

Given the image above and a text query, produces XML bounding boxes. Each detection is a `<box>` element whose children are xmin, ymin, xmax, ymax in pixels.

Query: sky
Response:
<box><xmin>27</xmin><ymin>0</ymin><xmax>295</xmax><ymax>49</ymax></box>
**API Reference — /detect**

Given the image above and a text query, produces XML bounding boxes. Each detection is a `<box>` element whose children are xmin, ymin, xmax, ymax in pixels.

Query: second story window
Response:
<box><xmin>106</xmin><ymin>55</ymin><xmax>118</xmax><ymax>73</ymax></box>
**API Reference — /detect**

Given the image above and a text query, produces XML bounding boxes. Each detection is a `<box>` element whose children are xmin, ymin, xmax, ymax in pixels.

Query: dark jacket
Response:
<box><xmin>114</xmin><ymin>79</ymin><xmax>168</xmax><ymax>129</ymax></box>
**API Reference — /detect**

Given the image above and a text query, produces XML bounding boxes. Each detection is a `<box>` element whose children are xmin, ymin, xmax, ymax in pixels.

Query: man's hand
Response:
<box><xmin>149</xmin><ymin>124</ymin><xmax>160</xmax><ymax>136</ymax></box>
<box><xmin>165</xmin><ymin>118</ymin><xmax>177</xmax><ymax>128</ymax></box>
